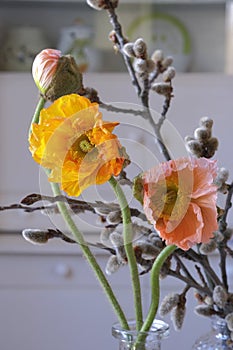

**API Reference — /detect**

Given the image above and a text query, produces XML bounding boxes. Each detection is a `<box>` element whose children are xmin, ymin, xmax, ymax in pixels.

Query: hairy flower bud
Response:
<box><xmin>171</xmin><ymin>303</ymin><xmax>186</xmax><ymax>331</ymax></box>
<box><xmin>32</xmin><ymin>49</ymin><xmax>83</xmax><ymax>101</ymax></box>
<box><xmin>22</xmin><ymin>229</ymin><xmax>53</xmax><ymax>244</ymax></box>
<box><xmin>134</xmin><ymin>240</ymin><xmax>159</xmax><ymax>259</ymax></box>
<box><xmin>163</xmin><ymin>66</ymin><xmax>176</xmax><ymax>82</ymax></box>
<box><xmin>159</xmin><ymin>293</ymin><xmax>179</xmax><ymax>316</ymax></box>
<box><xmin>194</xmin><ymin>127</ymin><xmax>211</xmax><ymax>141</ymax></box>
<box><xmin>148</xmin><ymin>233</ymin><xmax>164</xmax><ymax>248</ymax></box>
<box><xmin>134</xmin><ymin>58</ymin><xmax>147</xmax><ymax>73</ymax></box>
<box><xmin>185</xmin><ymin>139</ymin><xmax>203</xmax><ymax>157</ymax></box>
<box><xmin>206</xmin><ymin>137</ymin><xmax>219</xmax><ymax>154</ymax></box>
<box><xmin>100</xmin><ymin>227</ymin><xmax>115</xmax><ymax>245</ymax></box>
<box><xmin>86</xmin><ymin>0</ymin><xmax>118</xmax><ymax>10</ymax></box>
<box><xmin>106</xmin><ymin>211</ymin><xmax>122</xmax><ymax>224</ymax></box>
<box><xmin>161</xmin><ymin>56</ymin><xmax>173</xmax><ymax>70</ymax></box>
<box><xmin>151</xmin><ymin>49</ymin><xmax>164</xmax><ymax>64</ymax></box>
<box><xmin>122</xmin><ymin>43</ymin><xmax>135</xmax><ymax>58</ymax></box>
<box><xmin>133</xmin><ymin>38</ymin><xmax>147</xmax><ymax>59</ymax></box>
<box><xmin>213</xmin><ymin>285</ymin><xmax>228</xmax><ymax>309</ymax></box>
<box><xmin>194</xmin><ymin>305</ymin><xmax>215</xmax><ymax>317</ymax></box>
<box><xmin>146</xmin><ymin>59</ymin><xmax>156</xmax><ymax>73</ymax></box>
<box><xmin>216</xmin><ymin>168</ymin><xmax>229</xmax><ymax>183</ymax></box>
<box><xmin>213</xmin><ymin>230</ymin><xmax>224</xmax><ymax>242</ymax></box>
<box><xmin>224</xmin><ymin>228</ymin><xmax>233</xmax><ymax>240</ymax></box>
<box><xmin>200</xmin><ymin>116</ymin><xmax>213</xmax><ymax>129</ymax></box>
<box><xmin>199</xmin><ymin>240</ymin><xmax>217</xmax><ymax>254</ymax></box>
<box><xmin>226</xmin><ymin>313</ymin><xmax>233</xmax><ymax>331</ymax></box>
<box><xmin>105</xmin><ymin>255</ymin><xmax>121</xmax><ymax>275</ymax></box>
<box><xmin>151</xmin><ymin>82</ymin><xmax>173</xmax><ymax>96</ymax></box>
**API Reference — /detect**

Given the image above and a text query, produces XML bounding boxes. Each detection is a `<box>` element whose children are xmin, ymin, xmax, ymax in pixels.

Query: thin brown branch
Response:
<box><xmin>106</xmin><ymin>3</ymin><xmax>141</xmax><ymax>96</ymax></box>
<box><xmin>167</xmin><ymin>269</ymin><xmax>212</xmax><ymax>297</ymax></box>
<box><xmin>99</xmin><ymin>101</ymin><xmax>146</xmax><ymax>118</ymax></box>
<box><xmin>217</xmin><ymin>181</ymin><xmax>233</xmax><ymax>290</ymax></box>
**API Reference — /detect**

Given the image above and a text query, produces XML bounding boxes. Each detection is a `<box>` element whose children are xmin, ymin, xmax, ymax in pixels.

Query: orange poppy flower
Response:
<box><xmin>141</xmin><ymin>157</ymin><xmax>218</xmax><ymax>250</ymax></box>
<box><xmin>29</xmin><ymin>94</ymin><xmax>126</xmax><ymax>197</ymax></box>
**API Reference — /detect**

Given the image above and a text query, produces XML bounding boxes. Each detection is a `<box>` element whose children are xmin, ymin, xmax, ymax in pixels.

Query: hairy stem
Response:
<box><xmin>109</xmin><ymin>176</ymin><xmax>143</xmax><ymax>330</ymax></box>
<box><xmin>140</xmin><ymin>245</ymin><xmax>177</xmax><ymax>333</ymax></box>
<box><xmin>28</xmin><ymin>95</ymin><xmax>46</xmax><ymax>136</ymax></box>
<box><xmin>50</xmin><ymin>182</ymin><xmax>129</xmax><ymax>329</ymax></box>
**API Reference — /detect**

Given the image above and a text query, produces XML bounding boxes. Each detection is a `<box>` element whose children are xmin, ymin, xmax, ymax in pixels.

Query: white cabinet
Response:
<box><xmin>0</xmin><ymin>0</ymin><xmax>232</xmax><ymax>72</ymax></box>
<box><xmin>0</xmin><ymin>236</ymin><xmax>142</xmax><ymax>350</ymax></box>
<box><xmin>1</xmin><ymin>235</ymin><xmax>230</xmax><ymax>350</ymax></box>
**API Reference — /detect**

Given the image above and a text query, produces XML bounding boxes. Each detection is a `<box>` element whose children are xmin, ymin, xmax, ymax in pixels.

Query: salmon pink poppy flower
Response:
<box><xmin>29</xmin><ymin>94</ymin><xmax>126</xmax><ymax>197</ymax></box>
<box><xmin>140</xmin><ymin>157</ymin><xmax>218</xmax><ymax>250</ymax></box>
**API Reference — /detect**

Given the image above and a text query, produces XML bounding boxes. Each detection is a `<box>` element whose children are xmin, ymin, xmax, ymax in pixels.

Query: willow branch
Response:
<box><xmin>217</xmin><ymin>181</ymin><xmax>233</xmax><ymax>290</ymax></box>
<box><xmin>99</xmin><ymin>101</ymin><xmax>146</xmax><ymax>117</ymax></box>
<box><xmin>167</xmin><ymin>269</ymin><xmax>212</xmax><ymax>297</ymax></box>
<box><xmin>181</xmin><ymin>248</ymin><xmax>222</xmax><ymax>287</ymax></box>
<box><xmin>106</xmin><ymin>4</ymin><xmax>141</xmax><ymax>96</ymax></box>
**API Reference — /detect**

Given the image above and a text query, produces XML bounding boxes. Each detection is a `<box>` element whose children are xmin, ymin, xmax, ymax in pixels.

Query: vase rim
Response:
<box><xmin>112</xmin><ymin>319</ymin><xmax>170</xmax><ymax>342</ymax></box>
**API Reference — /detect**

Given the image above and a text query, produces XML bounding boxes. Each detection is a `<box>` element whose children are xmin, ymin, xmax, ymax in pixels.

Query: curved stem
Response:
<box><xmin>29</xmin><ymin>97</ymin><xmax>129</xmax><ymax>329</ymax></box>
<box><xmin>109</xmin><ymin>176</ymin><xmax>143</xmax><ymax>330</ymax></box>
<box><xmin>50</xmin><ymin>181</ymin><xmax>129</xmax><ymax>329</ymax></box>
<box><xmin>28</xmin><ymin>95</ymin><xmax>46</xmax><ymax>136</ymax></box>
<box><xmin>140</xmin><ymin>245</ymin><xmax>177</xmax><ymax>333</ymax></box>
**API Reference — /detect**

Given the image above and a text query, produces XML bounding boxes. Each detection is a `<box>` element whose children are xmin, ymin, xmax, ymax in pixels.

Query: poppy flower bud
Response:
<box><xmin>32</xmin><ymin>49</ymin><xmax>83</xmax><ymax>101</ymax></box>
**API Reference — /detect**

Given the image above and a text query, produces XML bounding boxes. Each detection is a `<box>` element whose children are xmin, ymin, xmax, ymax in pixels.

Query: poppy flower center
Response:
<box><xmin>72</xmin><ymin>134</ymin><xmax>94</xmax><ymax>158</ymax></box>
<box><xmin>163</xmin><ymin>189</ymin><xmax>177</xmax><ymax>205</ymax></box>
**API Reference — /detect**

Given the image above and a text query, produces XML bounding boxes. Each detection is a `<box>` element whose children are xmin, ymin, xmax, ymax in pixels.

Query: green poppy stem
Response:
<box><xmin>28</xmin><ymin>95</ymin><xmax>46</xmax><ymax>136</ymax></box>
<box><xmin>139</xmin><ymin>244</ymin><xmax>177</xmax><ymax>334</ymax></box>
<box><xmin>49</xmin><ymin>181</ymin><xmax>129</xmax><ymax>330</ymax></box>
<box><xmin>109</xmin><ymin>176</ymin><xmax>143</xmax><ymax>330</ymax></box>
<box><xmin>29</xmin><ymin>96</ymin><xmax>129</xmax><ymax>330</ymax></box>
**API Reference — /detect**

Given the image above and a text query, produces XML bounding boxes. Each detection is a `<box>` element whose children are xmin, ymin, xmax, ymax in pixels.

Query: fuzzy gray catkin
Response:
<box><xmin>213</xmin><ymin>285</ymin><xmax>228</xmax><ymax>309</ymax></box>
<box><xmin>159</xmin><ymin>293</ymin><xmax>179</xmax><ymax>316</ymax></box>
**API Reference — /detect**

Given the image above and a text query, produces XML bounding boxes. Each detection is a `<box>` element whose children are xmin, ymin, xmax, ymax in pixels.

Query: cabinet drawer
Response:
<box><xmin>0</xmin><ymin>253</ymin><xmax>133</xmax><ymax>288</ymax></box>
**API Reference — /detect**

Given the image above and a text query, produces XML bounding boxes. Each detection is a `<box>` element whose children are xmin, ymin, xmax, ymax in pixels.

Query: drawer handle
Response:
<box><xmin>54</xmin><ymin>263</ymin><xmax>73</xmax><ymax>278</ymax></box>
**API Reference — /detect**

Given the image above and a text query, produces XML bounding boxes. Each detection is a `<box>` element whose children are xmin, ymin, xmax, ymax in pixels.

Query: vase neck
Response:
<box><xmin>211</xmin><ymin>316</ymin><xmax>233</xmax><ymax>349</ymax></box>
<box><xmin>112</xmin><ymin>319</ymin><xmax>169</xmax><ymax>350</ymax></box>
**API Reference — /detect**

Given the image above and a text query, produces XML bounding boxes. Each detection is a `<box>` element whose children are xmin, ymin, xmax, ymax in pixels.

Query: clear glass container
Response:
<box><xmin>192</xmin><ymin>316</ymin><xmax>233</xmax><ymax>350</ymax></box>
<box><xmin>112</xmin><ymin>319</ymin><xmax>169</xmax><ymax>350</ymax></box>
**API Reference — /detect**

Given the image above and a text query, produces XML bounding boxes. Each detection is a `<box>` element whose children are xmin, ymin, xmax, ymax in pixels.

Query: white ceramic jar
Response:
<box><xmin>0</xmin><ymin>26</ymin><xmax>49</xmax><ymax>71</ymax></box>
<box><xmin>57</xmin><ymin>24</ymin><xmax>101</xmax><ymax>72</ymax></box>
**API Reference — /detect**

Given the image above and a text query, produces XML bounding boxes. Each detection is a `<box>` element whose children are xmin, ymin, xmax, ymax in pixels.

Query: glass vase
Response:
<box><xmin>112</xmin><ymin>319</ymin><xmax>169</xmax><ymax>350</ymax></box>
<box><xmin>192</xmin><ymin>316</ymin><xmax>233</xmax><ymax>350</ymax></box>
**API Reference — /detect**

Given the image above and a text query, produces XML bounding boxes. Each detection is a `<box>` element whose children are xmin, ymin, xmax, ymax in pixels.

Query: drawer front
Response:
<box><xmin>0</xmin><ymin>253</ymin><xmax>134</xmax><ymax>288</ymax></box>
